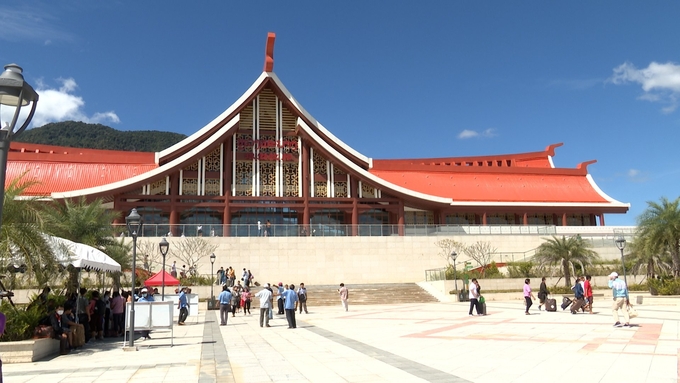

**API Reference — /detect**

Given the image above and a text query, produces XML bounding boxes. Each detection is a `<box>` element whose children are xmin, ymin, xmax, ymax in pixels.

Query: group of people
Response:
<box><xmin>215</xmin><ymin>266</ymin><xmax>254</xmax><ymax>288</ymax></box>
<box><xmin>216</xmin><ymin>281</ymin><xmax>317</xmax><ymax>330</ymax></box>
<box><xmin>522</xmin><ymin>272</ymin><xmax>632</xmax><ymax>327</ymax></box>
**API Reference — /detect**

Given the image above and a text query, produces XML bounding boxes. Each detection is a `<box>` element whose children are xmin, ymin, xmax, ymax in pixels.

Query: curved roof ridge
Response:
<box><xmin>297</xmin><ymin>118</ymin><xmax>450</xmax><ymax>205</ymax></box>
<box><xmin>585</xmin><ymin>174</ymin><xmax>629</xmax><ymax>208</ymax></box>
<box><xmin>267</xmin><ymin>73</ymin><xmax>371</xmax><ymax>167</ymax></box>
<box><xmin>52</xmin><ymin>115</ymin><xmax>240</xmax><ymax>199</ymax></box>
<box><xmin>156</xmin><ymin>72</ymin><xmax>269</xmax><ymax>163</ymax></box>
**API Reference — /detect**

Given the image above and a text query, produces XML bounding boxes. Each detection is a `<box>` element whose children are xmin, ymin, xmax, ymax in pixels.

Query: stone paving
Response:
<box><xmin>3</xmin><ymin>298</ymin><xmax>679</xmax><ymax>383</ymax></box>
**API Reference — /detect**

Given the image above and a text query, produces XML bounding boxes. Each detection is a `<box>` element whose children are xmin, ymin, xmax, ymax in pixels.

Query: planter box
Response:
<box><xmin>0</xmin><ymin>338</ymin><xmax>60</xmax><ymax>363</ymax></box>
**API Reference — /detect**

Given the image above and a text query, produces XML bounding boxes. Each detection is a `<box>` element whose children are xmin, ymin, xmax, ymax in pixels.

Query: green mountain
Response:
<box><xmin>15</xmin><ymin>121</ymin><xmax>187</xmax><ymax>152</ymax></box>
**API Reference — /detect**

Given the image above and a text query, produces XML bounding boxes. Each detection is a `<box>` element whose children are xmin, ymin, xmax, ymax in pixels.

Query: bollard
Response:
<box><xmin>636</xmin><ymin>295</ymin><xmax>643</xmax><ymax>305</ymax></box>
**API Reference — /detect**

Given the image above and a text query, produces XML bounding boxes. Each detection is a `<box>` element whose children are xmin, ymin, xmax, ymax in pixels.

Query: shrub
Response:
<box><xmin>179</xmin><ymin>275</ymin><xmax>213</xmax><ymax>286</ymax></box>
<box><xmin>0</xmin><ymin>302</ymin><xmax>46</xmax><ymax>342</ymax></box>
<box><xmin>507</xmin><ymin>262</ymin><xmax>536</xmax><ymax>278</ymax></box>
<box><xmin>647</xmin><ymin>278</ymin><xmax>680</xmax><ymax>296</ymax></box>
<box><xmin>483</xmin><ymin>261</ymin><xmax>503</xmax><ymax>279</ymax></box>
<box><xmin>627</xmin><ymin>282</ymin><xmax>647</xmax><ymax>292</ymax></box>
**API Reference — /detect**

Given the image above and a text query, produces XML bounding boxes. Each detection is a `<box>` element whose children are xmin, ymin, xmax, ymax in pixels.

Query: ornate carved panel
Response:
<box><xmin>235</xmin><ymin>161</ymin><xmax>253</xmax><ymax>196</ymax></box>
<box><xmin>259</xmin><ymin>161</ymin><xmax>276</xmax><ymax>197</ymax></box>
<box><xmin>182</xmin><ymin>178</ymin><xmax>198</xmax><ymax>195</ymax></box>
<box><xmin>361</xmin><ymin>183</ymin><xmax>376</xmax><ymax>198</ymax></box>
<box><xmin>204</xmin><ymin>179</ymin><xmax>221</xmax><ymax>196</ymax></box>
<box><xmin>205</xmin><ymin>147</ymin><xmax>221</xmax><ymax>172</ymax></box>
<box><xmin>149</xmin><ymin>179</ymin><xmax>166</xmax><ymax>195</ymax></box>
<box><xmin>283</xmin><ymin>162</ymin><xmax>299</xmax><ymax>197</ymax></box>
<box><xmin>334</xmin><ymin>181</ymin><xmax>348</xmax><ymax>198</ymax></box>
<box><xmin>313</xmin><ymin>151</ymin><xmax>327</xmax><ymax>175</ymax></box>
<box><xmin>184</xmin><ymin>161</ymin><xmax>199</xmax><ymax>171</ymax></box>
<box><xmin>282</xmin><ymin>104</ymin><xmax>297</xmax><ymax>131</ymax></box>
<box><xmin>314</xmin><ymin>181</ymin><xmax>328</xmax><ymax>197</ymax></box>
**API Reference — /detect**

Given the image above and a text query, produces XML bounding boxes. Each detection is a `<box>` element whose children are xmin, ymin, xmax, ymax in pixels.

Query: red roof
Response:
<box><xmin>6</xmin><ymin>142</ymin><xmax>157</xmax><ymax>196</ymax></box>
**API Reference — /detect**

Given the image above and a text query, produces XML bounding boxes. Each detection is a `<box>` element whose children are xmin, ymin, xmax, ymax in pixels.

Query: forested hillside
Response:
<box><xmin>16</xmin><ymin>121</ymin><xmax>187</xmax><ymax>152</ymax></box>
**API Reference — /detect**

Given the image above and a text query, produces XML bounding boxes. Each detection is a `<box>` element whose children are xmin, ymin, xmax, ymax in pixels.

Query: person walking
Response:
<box><xmin>584</xmin><ymin>275</ymin><xmax>594</xmax><ymax>314</ymax></box>
<box><xmin>468</xmin><ymin>278</ymin><xmax>481</xmax><ymax>316</ymax></box>
<box><xmin>538</xmin><ymin>277</ymin><xmax>549</xmax><ymax>311</ymax></box>
<box><xmin>276</xmin><ymin>283</ymin><xmax>285</xmax><ymax>315</ymax></box>
<box><xmin>241</xmin><ymin>287</ymin><xmax>252</xmax><ymax>315</ymax></box>
<box><xmin>297</xmin><ymin>283</ymin><xmax>308</xmax><ymax>314</ymax></box>
<box><xmin>256</xmin><ymin>283</ymin><xmax>273</xmax><ymax>328</ymax></box>
<box><xmin>178</xmin><ymin>287</ymin><xmax>189</xmax><ymax>325</ymax></box>
<box><xmin>608</xmin><ymin>272</ymin><xmax>630</xmax><ymax>327</ymax></box>
<box><xmin>523</xmin><ymin>279</ymin><xmax>535</xmax><ymax>315</ymax></box>
<box><xmin>281</xmin><ymin>283</ymin><xmax>299</xmax><ymax>329</ymax></box>
<box><xmin>217</xmin><ymin>285</ymin><xmax>232</xmax><ymax>326</ymax></box>
<box><xmin>171</xmin><ymin>261</ymin><xmax>177</xmax><ymax>278</ymax></box>
<box><xmin>571</xmin><ymin>277</ymin><xmax>585</xmax><ymax>314</ymax></box>
<box><xmin>338</xmin><ymin>283</ymin><xmax>349</xmax><ymax>312</ymax></box>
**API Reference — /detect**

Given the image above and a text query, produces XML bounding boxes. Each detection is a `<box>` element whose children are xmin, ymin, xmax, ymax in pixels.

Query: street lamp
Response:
<box><xmin>450</xmin><ymin>251</ymin><xmax>458</xmax><ymax>300</ymax></box>
<box><xmin>0</xmin><ymin>64</ymin><xmax>38</xmax><ymax>235</ymax></box>
<box><xmin>210</xmin><ymin>253</ymin><xmax>216</xmax><ymax>300</ymax></box>
<box><xmin>614</xmin><ymin>235</ymin><xmax>629</xmax><ymax>289</ymax></box>
<box><xmin>159</xmin><ymin>237</ymin><xmax>169</xmax><ymax>301</ymax></box>
<box><xmin>125</xmin><ymin>208</ymin><xmax>143</xmax><ymax>349</ymax></box>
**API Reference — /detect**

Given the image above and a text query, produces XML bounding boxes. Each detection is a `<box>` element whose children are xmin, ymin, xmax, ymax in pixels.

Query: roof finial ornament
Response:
<box><xmin>264</xmin><ymin>32</ymin><xmax>275</xmax><ymax>72</ymax></box>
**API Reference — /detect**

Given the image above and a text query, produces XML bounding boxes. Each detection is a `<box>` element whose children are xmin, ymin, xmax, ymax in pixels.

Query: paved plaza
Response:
<box><xmin>4</xmin><ymin>298</ymin><xmax>679</xmax><ymax>383</ymax></box>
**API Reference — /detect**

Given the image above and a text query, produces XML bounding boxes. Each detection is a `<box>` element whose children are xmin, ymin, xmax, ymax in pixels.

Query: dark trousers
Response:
<box><xmin>525</xmin><ymin>297</ymin><xmax>533</xmax><ymax>313</ymax></box>
<box><xmin>285</xmin><ymin>309</ymin><xmax>296</xmax><ymax>328</ymax></box>
<box><xmin>179</xmin><ymin>307</ymin><xmax>189</xmax><ymax>323</ymax></box>
<box><xmin>78</xmin><ymin>314</ymin><xmax>91</xmax><ymax>342</ymax></box>
<box><xmin>469</xmin><ymin>298</ymin><xmax>480</xmax><ymax>315</ymax></box>
<box><xmin>277</xmin><ymin>299</ymin><xmax>284</xmax><ymax>314</ymax></box>
<box><xmin>219</xmin><ymin>304</ymin><xmax>230</xmax><ymax>325</ymax></box>
<box><xmin>259</xmin><ymin>308</ymin><xmax>270</xmax><ymax>327</ymax></box>
<box><xmin>298</xmin><ymin>301</ymin><xmax>308</xmax><ymax>314</ymax></box>
<box><xmin>112</xmin><ymin>313</ymin><xmax>124</xmax><ymax>335</ymax></box>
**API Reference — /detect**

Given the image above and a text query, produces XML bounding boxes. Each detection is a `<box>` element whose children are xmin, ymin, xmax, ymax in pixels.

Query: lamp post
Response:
<box><xmin>0</xmin><ymin>64</ymin><xmax>38</xmax><ymax>234</ymax></box>
<box><xmin>125</xmin><ymin>208</ymin><xmax>143</xmax><ymax>349</ymax></box>
<box><xmin>614</xmin><ymin>235</ymin><xmax>629</xmax><ymax>289</ymax></box>
<box><xmin>210</xmin><ymin>253</ymin><xmax>216</xmax><ymax>300</ymax></box>
<box><xmin>159</xmin><ymin>237</ymin><xmax>169</xmax><ymax>301</ymax></box>
<box><xmin>450</xmin><ymin>251</ymin><xmax>458</xmax><ymax>300</ymax></box>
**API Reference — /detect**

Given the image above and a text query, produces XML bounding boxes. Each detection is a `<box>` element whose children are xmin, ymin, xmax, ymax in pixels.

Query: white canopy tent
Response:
<box><xmin>46</xmin><ymin>235</ymin><xmax>121</xmax><ymax>273</ymax></box>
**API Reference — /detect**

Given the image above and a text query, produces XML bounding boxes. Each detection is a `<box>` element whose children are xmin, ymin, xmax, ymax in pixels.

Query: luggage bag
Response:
<box><xmin>561</xmin><ymin>297</ymin><xmax>573</xmax><ymax>310</ymax></box>
<box><xmin>570</xmin><ymin>298</ymin><xmax>585</xmax><ymax>313</ymax></box>
<box><xmin>545</xmin><ymin>298</ymin><xmax>557</xmax><ymax>312</ymax></box>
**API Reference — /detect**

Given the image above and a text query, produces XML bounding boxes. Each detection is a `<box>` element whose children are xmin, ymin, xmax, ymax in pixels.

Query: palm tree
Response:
<box><xmin>42</xmin><ymin>197</ymin><xmax>126</xmax><ymax>293</ymax></box>
<box><xmin>0</xmin><ymin>177</ymin><xmax>60</xmax><ymax>288</ymax></box>
<box><xmin>627</xmin><ymin>236</ymin><xmax>672</xmax><ymax>280</ymax></box>
<box><xmin>533</xmin><ymin>235</ymin><xmax>599</xmax><ymax>286</ymax></box>
<box><xmin>636</xmin><ymin>197</ymin><xmax>680</xmax><ymax>276</ymax></box>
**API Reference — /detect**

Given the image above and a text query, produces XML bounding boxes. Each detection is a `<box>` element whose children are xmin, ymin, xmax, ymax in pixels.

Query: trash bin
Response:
<box><xmin>636</xmin><ymin>295</ymin><xmax>643</xmax><ymax>305</ymax></box>
<box><xmin>459</xmin><ymin>290</ymin><xmax>470</xmax><ymax>302</ymax></box>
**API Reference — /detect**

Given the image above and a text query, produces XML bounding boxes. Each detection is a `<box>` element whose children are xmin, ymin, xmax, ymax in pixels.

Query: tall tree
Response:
<box><xmin>636</xmin><ymin>196</ymin><xmax>680</xmax><ymax>276</ymax></box>
<box><xmin>42</xmin><ymin>197</ymin><xmax>125</xmax><ymax>293</ymax></box>
<box><xmin>533</xmin><ymin>235</ymin><xmax>599</xmax><ymax>286</ymax></box>
<box><xmin>627</xmin><ymin>236</ymin><xmax>672</xmax><ymax>280</ymax></box>
<box><xmin>0</xmin><ymin>177</ymin><xmax>59</xmax><ymax>288</ymax></box>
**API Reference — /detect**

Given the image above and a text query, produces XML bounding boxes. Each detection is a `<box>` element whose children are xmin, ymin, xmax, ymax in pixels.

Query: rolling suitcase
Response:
<box><xmin>561</xmin><ymin>297</ymin><xmax>573</xmax><ymax>310</ymax></box>
<box><xmin>545</xmin><ymin>298</ymin><xmax>557</xmax><ymax>312</ymax></box>
<box><xmin>570</xmin><ymin>298</ymin><xmax>585</xmax><ymax>313</ymax></box>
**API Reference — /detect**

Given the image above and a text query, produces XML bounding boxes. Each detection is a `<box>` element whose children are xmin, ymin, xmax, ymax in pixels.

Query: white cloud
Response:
<box><xmin>0</xmin><ymin>78</ymin><xmax>120</xmax><ymax>129</ymax></box>
<box><xmin>627</xmin><ymin>169</ymin><xmax>639</xmax><ymax>177</ymax></box>
<box><xmin>610</xmin><ymin>61</ymin><xmax>680</xmax><ymax>113</ymax></box>
<box><xmin>458</xmin><ymin>128</ymin><xmax>497</xmax><ymax>139</ymax></box>
<box><xmin>627</xmin><ymin>168</ymin><xmax>648</xmax><ymax>183</ymax></box>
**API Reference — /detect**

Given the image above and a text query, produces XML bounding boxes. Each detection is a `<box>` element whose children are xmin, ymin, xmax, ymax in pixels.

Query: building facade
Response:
<box><xmin>6</xmin><ymin>33</ymin><xmax>628</xmax><ymax>237</ymax></box>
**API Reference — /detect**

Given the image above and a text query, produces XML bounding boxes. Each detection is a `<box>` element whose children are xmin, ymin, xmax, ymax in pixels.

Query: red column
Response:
<box><xmin>599</xmin><ymin>214</ymin><xmax>605</xmax><ymax>226</ymax></box>
<box><xmin>350</xmin><ymin>177</ymin><xmax>358</xmax><ymax>236</ymax></box>
<box><xmin>523</xmin><ymin>213</ymin><xmax>528</xmax><ymax>225</ymax></box>
<box><xmin>482</xmin><ymin>212</ymin><xmax>487</xmax><ymax>225</ymax></box>
<box><xmin>397</xmin><ymin>200</ymin><xmax>405</xmax><ymax>236</ymax></box>
<box><xmin>223</xmin><ymin>137</ymin><xmax>232</xmax><ymax>236</ymax></box>
<box><xmin>562</xmin><ymin>213</ymin><xmax>567</xmax><ymax>226</ymax></box>
<box><xmin>302</xmin><ymin>140</ymin><xmax>310</xmax><ymax>233</ymax></box>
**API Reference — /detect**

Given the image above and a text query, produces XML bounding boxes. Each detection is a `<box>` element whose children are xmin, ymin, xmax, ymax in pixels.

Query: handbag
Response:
<box><xmin>479</xmin><ymin>296</ymin><xmax>485</xmax><ymax>304</ymax></box>
<box><xmin>627</xmin><ymin>304</ymin><xmax>638</xmax><ymax>318</ymax></box>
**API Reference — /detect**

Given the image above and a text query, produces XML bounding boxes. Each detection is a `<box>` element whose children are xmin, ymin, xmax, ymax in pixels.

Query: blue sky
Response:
<box><xmin>1</xmin><ymin>1</ymin><xmax>679</xmax><ymax>226</ymax></box>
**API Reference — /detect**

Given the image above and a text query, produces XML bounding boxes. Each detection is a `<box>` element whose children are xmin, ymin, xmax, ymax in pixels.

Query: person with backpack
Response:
<box><xmin>297</xmin><ymin>283</ymin><xmax>308</xmax><ymax>314</ymax></box>
<box><xmin>88</xmin><ymin>291</ymin><xmax>105</xmax><ymax>340</ymax></box>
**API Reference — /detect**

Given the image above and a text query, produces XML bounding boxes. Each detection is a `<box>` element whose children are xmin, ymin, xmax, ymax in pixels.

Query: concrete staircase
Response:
<box><xmin>255</xmin><ymin>283</ymin><xmax>440</xmax><ymax>307</ymax></box>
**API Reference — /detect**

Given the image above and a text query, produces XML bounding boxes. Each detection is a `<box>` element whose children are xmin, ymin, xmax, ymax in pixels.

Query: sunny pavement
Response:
<box><xmin>4</xmin><ymin>298</ymin><xmax>679</xmax><ymax>383</ymax></box>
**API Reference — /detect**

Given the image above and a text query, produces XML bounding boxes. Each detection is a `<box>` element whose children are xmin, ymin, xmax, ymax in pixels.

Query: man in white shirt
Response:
<box><xmin>255</xmin><ymin>284</ymin><xmax>273</xmax><ymax>328</ymax></box>
<box><xmin>468</xmin><ymin>278</ymin><xmax>481</xmax><ymax>316</ymax></box>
